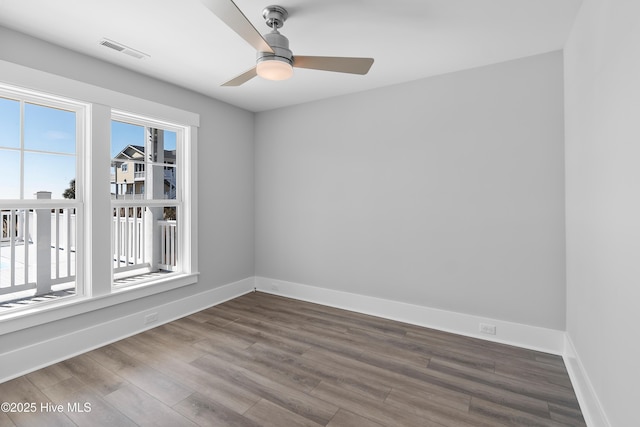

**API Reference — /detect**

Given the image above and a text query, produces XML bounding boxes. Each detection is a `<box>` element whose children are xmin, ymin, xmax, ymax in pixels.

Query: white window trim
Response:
<box><xmin>0</xmin><ymin>60</ymin><xmax>199</xmax><ymax>127</ymax></box>
<box><xmin>0</xmin><ymin>61</ymin><xmax>199</xmax><ymax>334</ymax></box>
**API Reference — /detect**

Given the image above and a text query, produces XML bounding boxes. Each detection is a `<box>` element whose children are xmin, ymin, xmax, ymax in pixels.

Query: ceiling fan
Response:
<box><xmin>200</xmin><ymin>0</ymin><xmax>374</xmax><ymax>86</ymax></box>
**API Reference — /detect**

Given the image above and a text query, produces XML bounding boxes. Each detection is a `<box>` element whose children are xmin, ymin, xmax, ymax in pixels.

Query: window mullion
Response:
<box><xmin>86</xmin><ymin>103</ymin><xmax>113</xmax><ymax>297</ymax></box>
<box><xmin>19</xmin><ymin>100</ymin><xmax>24</xmax><ymax>199</ymax></box>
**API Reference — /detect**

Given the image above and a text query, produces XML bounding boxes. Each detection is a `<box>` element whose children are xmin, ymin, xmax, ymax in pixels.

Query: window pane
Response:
<box><xmin>24</xmin><ymin>152</ymin><xmax>76</xmax><ymax>199</ymax></box>
<box><xmin>112</xmin><ymin>204</ymin><xmax>179</xmax><ymax>283</ymax></box>
<box><xmin>163</xmin><ymin>164</ymin><xmax>177</xmax><ymax>200</ymax></box>
<box><xmin>162</xmin><ymin>130</ymin><xmax>176</xmax><ymax>166</ymax></box>
<box><xmin>24</xmin><ymin>103</ymin><xmax>76</xmax><ymax>154</ymax></box>
<box><xmin>111</xmin><ymin>121</ymin><xmax>144</xmax><ymax>200</ymax></box>
<box><xmin>0</xmin><ymin>88</ymin><xmax>83</xmax><ymax>312</ymax></box>
<box><xmin>111</xmin><ymin>120</ymin><xmax>144</xmax><ymax>157</ymax></box>
<box><xmin>0</xmin><ymin>97</ymin><xmax>20</xmax><ymax>149</ymax></box>
<box><xmin>111</xmin><ymin>121</ymin><xmax>177</xmax><ymax>200</ymax></box>
<box><xmin>159</xmin><ymin>206</ymin><xmax>178</xmax><ymax>271</ymax></box>
<box><xmin>0</xmin><ymin>207</ymin><xmax>77</xmax><ymax>307</ymax></box>
<box><xmin>162</xmin><ymin>133</ymin><xmax>177</xmax><ymax>199</ymax></box>
<box><xmin>0</xmin><ymin>149</ymin><xmax>21</xmax><ymax>199</ymax></box>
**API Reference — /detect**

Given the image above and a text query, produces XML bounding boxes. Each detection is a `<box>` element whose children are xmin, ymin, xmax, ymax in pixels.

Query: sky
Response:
<box><xmin>0</xmin><ymin>97</ymin><xmax>176</xmax><ymax>200</ymax></box>
<box><xmin>111</xmin><ymin>121</ymin><xmax>176</xmax><ymax>158</ymax></box>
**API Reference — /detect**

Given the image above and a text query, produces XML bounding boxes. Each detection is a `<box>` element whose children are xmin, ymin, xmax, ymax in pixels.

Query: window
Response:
<box><xmin>110</xmin><ymin>112</ymin><xmax>184</xmax><ymax>286</ymax></box>
<box><xmin>0</xmin><ymin>75</ymin><xmax>197</xmax><ymax>321</ymax></box>
<box><xmin>0</xmin><ymin>88</ymin><xmax>85</xmax><ymax>308</ymax></box>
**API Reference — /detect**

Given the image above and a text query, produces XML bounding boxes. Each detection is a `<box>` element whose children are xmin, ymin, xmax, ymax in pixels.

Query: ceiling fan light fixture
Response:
<box><xmin>256</xmin><ymin>57</ymin><xmax>293</xmax><ymax>80</ymax></box>
<box><xmin>256</xmin><ymin>27</ymin><xmax>293</xmax><ymax>81</ymax></box>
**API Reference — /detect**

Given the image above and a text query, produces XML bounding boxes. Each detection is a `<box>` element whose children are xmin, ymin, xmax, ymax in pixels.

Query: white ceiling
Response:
<box><xmin>0</xmin><ymin>0</ymin><xmax>582</xmax><ymax>112</ymax></box>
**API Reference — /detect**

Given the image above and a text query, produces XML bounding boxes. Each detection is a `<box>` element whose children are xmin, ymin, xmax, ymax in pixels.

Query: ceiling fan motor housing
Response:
<box><xmin>257</xmin><ymin>30</ymin><xmax>293</xmax><ymax>66</ymax></box>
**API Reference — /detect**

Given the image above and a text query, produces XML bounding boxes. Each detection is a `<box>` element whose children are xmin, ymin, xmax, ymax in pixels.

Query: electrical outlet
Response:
<box><xmin>144</xmin><ymin>312</ymin><xmax>158</xmax><ymax>325</ymax></box>
<box><xmin>479</xmin><ymin>323</ymin><xmax>496</xmax><ymax>335</ymax></box>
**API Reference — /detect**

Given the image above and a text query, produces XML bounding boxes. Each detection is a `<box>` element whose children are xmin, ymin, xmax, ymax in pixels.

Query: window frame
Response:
<box><xmin>0</xmin><ymin>85</ymin><xmax>87</xmax><ymax>306</ymax></box>
<box><xmin>110</xmin><ymin>110</ymin><xmax>187</xmax><ymax>285</ymax></box>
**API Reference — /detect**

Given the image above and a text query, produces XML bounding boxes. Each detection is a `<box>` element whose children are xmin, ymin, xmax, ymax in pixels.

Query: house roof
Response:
<box><xmin>112</xmin><ymin>144</ymin><xmax>176</xmax><ymax>163</ymax></box>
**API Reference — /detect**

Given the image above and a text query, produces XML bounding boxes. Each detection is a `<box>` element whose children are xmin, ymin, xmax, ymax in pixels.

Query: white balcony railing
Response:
<box><xmin>1</xmin><ymin>206</ymin><xmax>76</xmax><ymax>301</ymax></box>
<box><xmin>158</xmin><ymin>220</ymin><xmax>177</xmax><ymax>272</ymax></box>
<box><xmin>112</xmin><ymin>205</ymin><xmax>178</xmax><ymax>275</ymax></box>
<box><xmin>113</xmin><ymin>206</ymin><xmax>146</xmax><ymax>273</ymax></box>
<box><xmin>111</xmin><ymin>194</ymin><xmax>145</xmax><ymax>200</ymax></box>
<box><xmin>1</xmin><ymin>202</ymin><xmax>178</xmax><ymax>303</ymax></box>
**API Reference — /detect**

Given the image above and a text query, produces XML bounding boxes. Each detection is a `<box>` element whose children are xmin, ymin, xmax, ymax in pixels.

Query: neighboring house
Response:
<box><xmin>110</xmin><ymin>144</ymin><xmax>176</xmax><ymax>199</ymax></box>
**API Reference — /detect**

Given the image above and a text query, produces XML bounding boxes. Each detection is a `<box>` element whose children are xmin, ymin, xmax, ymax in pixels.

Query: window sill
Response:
<box><xmin>0</xmin><ymin>272</ymin><xmax>199</xmax><ymax>336</ymax></box>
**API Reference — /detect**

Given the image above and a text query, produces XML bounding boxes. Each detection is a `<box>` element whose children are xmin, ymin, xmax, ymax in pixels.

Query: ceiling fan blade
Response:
<box><xmin>293</xmin><ymin>56</ymin><xmax>374</xmax><ymax>75</ymax></box>
<box><xmin>200</xmin><ymin>0</ymin><xmax>273</xmax><ymax>53</ymax></box>
<box><xmin>221</xmin><ymin>66</ymin><xmax>258</xmax><ymax>86</ymax></box>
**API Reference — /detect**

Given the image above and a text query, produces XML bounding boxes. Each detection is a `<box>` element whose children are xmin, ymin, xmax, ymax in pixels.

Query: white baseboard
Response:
<box><xmin>2</xmin><ymin>274</ymin><xmax>606</xmax><ymax>427</ymax></box>
<box><xmin>563</xmin><ymin>335</ymin><xmax>611</xmax><ymax>427</ymax></box>
<box><xmin>254</xmin><ymin>276</ymin><xmax>565</xmax><ymax>355</ymax></box>
<box><xmin>0</xmin><ymin>277</ymin><xmax>254</xmax><ymax>384</ymax></box>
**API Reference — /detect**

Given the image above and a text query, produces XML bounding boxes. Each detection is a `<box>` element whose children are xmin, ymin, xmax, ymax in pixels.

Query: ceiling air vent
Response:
<box><xmin>99</xmin><ymin>38</ymin><xmax>149</xmax><ymax>59</ymax></box>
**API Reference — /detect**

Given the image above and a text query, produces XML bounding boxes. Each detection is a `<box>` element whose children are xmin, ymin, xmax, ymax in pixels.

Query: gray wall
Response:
<box><xmin>255</xmin><ymin>51</ymin><xmax>566</xmax><ymax>329</ymax></box>
<box><xmin>0</xmin><ymin>26</ymin><xmax>255</xmax><ymax>355</ymax></box>
<box><xmin>565</xmin><ymin>0</ymin><xmax>640</xmax><ymax>425</ymax></box>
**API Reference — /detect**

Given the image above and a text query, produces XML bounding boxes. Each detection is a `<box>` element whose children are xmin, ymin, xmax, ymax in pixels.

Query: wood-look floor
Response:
<box><xmin>0</xmin><ymin>292</ymin><xmax>586</xmax><ymax>426</ymax></box>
